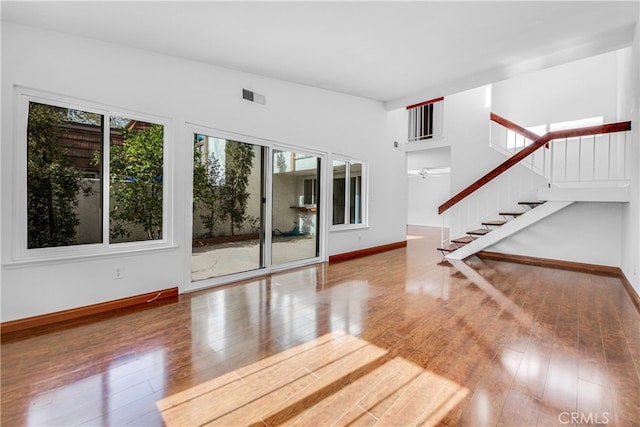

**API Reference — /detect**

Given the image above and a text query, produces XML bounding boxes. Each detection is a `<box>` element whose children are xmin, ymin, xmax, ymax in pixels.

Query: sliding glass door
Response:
<box><xmin>271</xmin><ymin>149</ymin><xmax>320</xmax><ymax>266</ymax></box>
<box><xmin>191</xmin><ymin>133</ymin><xmax>264</xmax><ymax>281</ymax></box>
<box><xmin>189</xmin><ymin>133</ymin><xmax>323</xmax><ymax>287</ymax></box>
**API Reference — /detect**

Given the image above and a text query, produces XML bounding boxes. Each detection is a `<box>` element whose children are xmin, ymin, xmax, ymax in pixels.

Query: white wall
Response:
<box><xmin>406</xmin><ymin>148</ymin><xmax>451</xmax><ymax>227</ymax></box>
<box><xmin>1</xmin><ymin>23</ymin><xmax>407</xmax><ymax>322</ymax></box>
<box><xmin>492</xmin><ymin>49</ymin><xmax>624</xmax><ymax>127</ymax></box>
<box><xmin>447</xmin><ymin>86</ymin><xmax>500</xmax><ymax>192</ymax></box>
<box><xmin>444</xmin><ymin>86</ymin><xmax>547</xmax><ymax>238</ymax></box>
<box><xmin>486</xmin><ymin>202</ymin><xmax>622</xmax><ymax>267</ymax></box>
<box><xmin>620</xmin><ymin>20</ymin><xmax>640</xmax><ymax>295</ymax></box>
<box><xmin>407</xmin><ymin>174</ymin><xmax>450</xmax><ymax>227</ymax></box>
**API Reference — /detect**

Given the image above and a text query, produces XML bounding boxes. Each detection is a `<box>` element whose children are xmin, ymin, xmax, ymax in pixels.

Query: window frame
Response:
<box><xmin>12</xmin><ymin>87</ymin><xmax>173</xmax><ymax>262</ymax></box>
<box><xmin>330</xmin><ymin>155</ymin><xmax>368</xmax><ymax>231</ymax></box>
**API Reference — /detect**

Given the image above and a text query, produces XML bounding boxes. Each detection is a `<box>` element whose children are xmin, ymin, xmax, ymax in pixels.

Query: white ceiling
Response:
<box><xmin>2</xmin><ymin>1</ymin><xmax>638</xmax><ymax>109</ymax></box>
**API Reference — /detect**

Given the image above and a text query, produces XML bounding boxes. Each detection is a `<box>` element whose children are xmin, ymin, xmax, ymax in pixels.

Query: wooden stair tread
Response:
<box><xmin>518</xmin><ymin>201</ymin><xmax>546</xmax><ymax>205</ymax></box>
<box><xmin>451</xmin><ymin>236</ymin><xmax>474</xmax><ymax>244</ymax></box>
<box><xmin>482</xmin><ymin>220</ymin><xmax>506</xmax><ymax>227</ymax></box>
<box><xmin>499</xmin><ymin>211</ymin><xmax>524</xmax><ymax>216</ymax></box>
<box><xmin>467</xmin><ymin>228</ymin><xmax>491</xmax><ymax>236</ymax></box>
<box><xmin>437</xmin><ymin>244</ymin><xmax>458</xmax><ymax>253</ymax></box>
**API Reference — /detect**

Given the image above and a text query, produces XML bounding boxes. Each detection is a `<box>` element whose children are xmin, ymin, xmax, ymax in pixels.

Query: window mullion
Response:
<box><xmin>344</xmin><ymin>161</ymin><xmax>350</xmax><ymax>225</ymax></box>
<box><xmin>103</xmin><ymin>114</ymin><xmax>111</xmax><ymax>246</ymax></box>
<box><xmin>354</xmin><ymin>174</ymin><xmax>361</xmax><ymax>223</ymax></box>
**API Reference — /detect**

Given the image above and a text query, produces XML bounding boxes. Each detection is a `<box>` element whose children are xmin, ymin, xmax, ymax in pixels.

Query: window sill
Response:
<box><xmin>3</xmin><ymin>243</ymin><xmax>180</xmax><ymax>269</ymax></box>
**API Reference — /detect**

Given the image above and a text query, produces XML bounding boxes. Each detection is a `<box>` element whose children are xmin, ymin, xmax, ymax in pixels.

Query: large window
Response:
<box><xmin>332</xmin><ymin>158</ymin><xmax>366</xmax><ymax>228</ymax></box>
<box><xmin>26</xmin><ymin>102</ymin><xmax>104</xmax><ymax>248</ymax></box>
<box><xmin>108</xmin><ymin>116</ymin><xmax>165</xmax><ymax>243</ymax></box>
<box><xmin>16</xmin><ymin>90</ymin><xmax>169</xmax><ymax>258</ymax></box>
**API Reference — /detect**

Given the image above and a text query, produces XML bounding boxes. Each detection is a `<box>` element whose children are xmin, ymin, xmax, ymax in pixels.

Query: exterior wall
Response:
<box><xmin>1</xmin><ymin>22</ymin><xmax>406</xmax><ymax>322</ymax></box>
<box><xmin>271</xmin><ymin>173</ymin><xmax>299</xmax><ymax>232</ymax></box>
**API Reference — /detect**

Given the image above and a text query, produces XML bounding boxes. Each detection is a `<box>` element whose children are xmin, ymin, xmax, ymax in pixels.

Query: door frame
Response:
<box><xmin>183</xmin><ymin>124</ymin><xmax>327</xmax><ymax>292</ymax></box>
<box><xmin>269</xmin><ymin>143</ymin><xmax>326</xmax><ymax>272</ymax></box>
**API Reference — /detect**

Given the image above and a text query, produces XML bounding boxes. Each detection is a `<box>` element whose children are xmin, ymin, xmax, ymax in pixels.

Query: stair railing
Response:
<box><xmin>489</xmin><ymin>113</ymin><xmax>546</xmax><ymax>176</ymax></box>
<box><xmin>490</xmin><ymin>112</ymin><xmax>542</xmax><ymax>146</ymax></box>
<box><xmin>439</xmin><ymin>115</ymin><xmax>631</xmax><ymax>245</ymax></box>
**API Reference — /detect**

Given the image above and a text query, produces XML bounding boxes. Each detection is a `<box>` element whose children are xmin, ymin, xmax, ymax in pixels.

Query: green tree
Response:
<box><xmin>27</xmin><ymin>103</ymin><xmax>86</xmax><ymax>248</ymax></box>
<box><xmin>276</xmin><ymin>151</ymin><xmax>287</xmax><ymax>173</ymax></box>
<box><xmin>193</xmin><ymin>148</ymin><xmax>224</xmax><ymax>238</ymax></box>
<box><xmin>108</xmin><ymin>123</ymin><xmax>164</xmax><ymax>241</ymax></box>
<box><xmin>221</xmin><ymin>141</ymin><xmax>255</xmax><ymax>236</ymax></box>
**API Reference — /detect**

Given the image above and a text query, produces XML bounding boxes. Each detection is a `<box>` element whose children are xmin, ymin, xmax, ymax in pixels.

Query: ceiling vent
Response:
<box><xmin>242</xmin><ymin>88</ymin><xmax>266</xmax><ymax>106</ymax></box>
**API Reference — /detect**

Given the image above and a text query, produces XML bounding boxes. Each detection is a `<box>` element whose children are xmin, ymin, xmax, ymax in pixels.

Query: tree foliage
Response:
<box><xmin>276</xmin><ymin>151</ymin><xmax>287</xmax><ymax>173</ymax></box>
<box><xmin>221</xmin><ymin>141</ymin><xmax>255</xmax><ymax>236</ymax></box>
<box><xmin>108</xmin><ymin>123</ymin><xmax>164</xmax><ymax>241</ymax></box>
<box><xmin>192</xmin><ymin>139</ymin><xmax>257</xmax><ymax>239</ymax></box>
<box><xmin>27</xmin><ymin>103</ymin><xmax>86</xmax><ymax>248</ymax></box>
<box><xmin>193</xmin><ymin>148</ymin><xmax>223</xmax><ymax>238</ymax></box>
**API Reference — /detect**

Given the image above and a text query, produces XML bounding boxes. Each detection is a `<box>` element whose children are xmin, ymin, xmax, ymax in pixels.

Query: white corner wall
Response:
<box><xmin>446</xmin><ymin>86</ymin><xmax>507</xmax><ymax>194</ymax></box>
<box><xmin>620</xmin><ymin>20</ymin><xmax>640</xmax><ymax>295</ymax></box>
<box><xmin>1</xmin><ymin>22</ymin><xmax>407</xmax><ymax>322</ymax></box>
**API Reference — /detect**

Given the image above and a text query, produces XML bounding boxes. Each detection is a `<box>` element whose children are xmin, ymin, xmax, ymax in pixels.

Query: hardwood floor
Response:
<box><xmin>2</xmin><ymin>226</ymin><xmax>639</xmax><ymax>426</ymax></box>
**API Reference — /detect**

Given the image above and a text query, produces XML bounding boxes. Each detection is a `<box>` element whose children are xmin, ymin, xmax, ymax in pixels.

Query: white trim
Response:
<box><xmin>10</xmin><ymin>86</ymin><xmax>174</xmax><ymax>264</ymax></box>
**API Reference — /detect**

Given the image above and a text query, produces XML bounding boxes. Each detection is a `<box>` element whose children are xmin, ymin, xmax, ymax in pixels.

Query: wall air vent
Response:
<box><xmin>242</xmin><ymin>88</ymin><xmax>266</xmax><ymax>106</ymax></box>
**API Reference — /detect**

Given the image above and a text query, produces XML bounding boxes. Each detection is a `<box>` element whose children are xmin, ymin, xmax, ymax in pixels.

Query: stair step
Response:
<box><xmin>482</xmin><ymin>220</ymin><xmax>506</xmax><ymax>227</ymax></box>
<box><xmin>499</xmin><ymin>211</ymin><xmax>524</xmax><ymax>217</ymax></box>
<box><xmin>437</xmin><ymin>244</ymin><xmax>459</xmax><ymax>255</ymax></box>
<box><xmin>451</xmin><ymin>236</ymin><xmax>474</xmax><ymax>245</ymax></box>
<box><xmin>518</xmin><ymin>201</ymin><xmax>546</xmax><ymax>208</ymax></box>
<box><xmin>467</xmin><ymin>228</ymin><xmax>491</xmax><ymax>236</ymax></box>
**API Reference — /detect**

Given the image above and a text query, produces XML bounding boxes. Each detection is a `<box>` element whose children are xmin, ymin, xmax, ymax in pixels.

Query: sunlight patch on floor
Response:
<box><xmin>157</xmin><ymin>331</ymin><xmax>469</xmax><ymax>426</ymax></box>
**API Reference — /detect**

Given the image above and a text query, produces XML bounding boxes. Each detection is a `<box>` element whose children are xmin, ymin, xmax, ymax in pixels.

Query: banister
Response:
<box><xmin>438</xmin><ymin>120</ymin><xmax>631</xmax><ymax>215</ymax></box>
<box><xmin>407</xmin><ymin>96</ymin><xmax>444</xmax><ymax>110</ymax></box>
<box><xmin>490</xmin><ymin>112</ymin><xmax>541</xmax><ymax>141</ymax></box>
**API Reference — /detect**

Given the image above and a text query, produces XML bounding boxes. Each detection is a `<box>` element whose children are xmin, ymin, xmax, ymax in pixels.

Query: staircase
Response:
<box><xmin>437</xmin><ymin>113</ymin><xmax>631</xmax><ymax>260</ymax></box>
<box><xmin>438</xmin><ymin>200</ymin><xmax>577</xmax><ymax>260</ymax></box>
<box><xmin>437</xmin><ymin>201</ymin><xmax>540</xmax><ymax>256</ymax></box>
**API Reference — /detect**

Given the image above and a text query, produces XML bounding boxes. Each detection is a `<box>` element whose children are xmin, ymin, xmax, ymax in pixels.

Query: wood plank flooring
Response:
<box><xmin>2</xmin><ymin>226</ymin><xmax>639</xmax><ymax>426</ymax></box>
